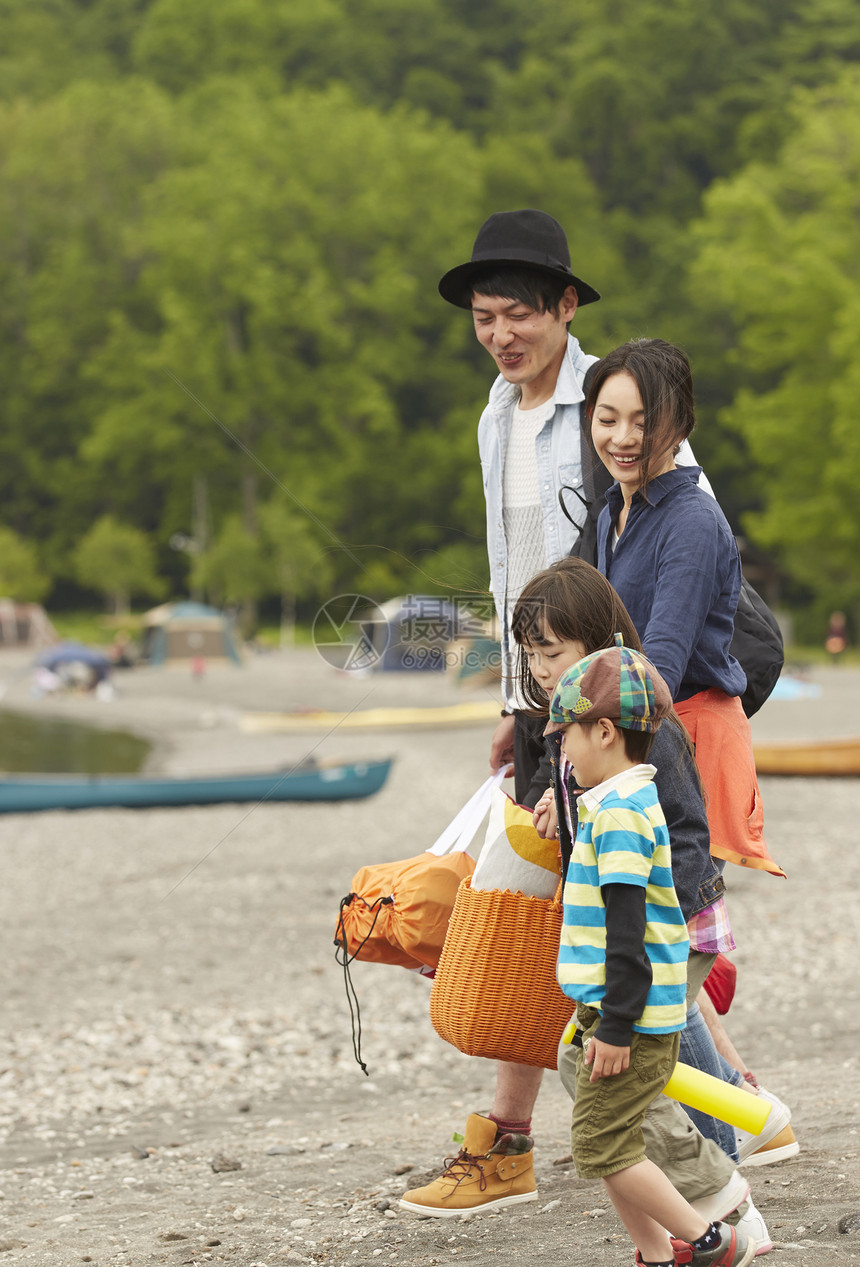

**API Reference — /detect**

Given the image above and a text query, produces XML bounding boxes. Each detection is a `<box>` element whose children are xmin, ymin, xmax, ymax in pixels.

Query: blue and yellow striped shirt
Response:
<box><xmin>558</xmin><ymin>765</ymin><xmax>688</xmax><ymax>1034</ymax></box>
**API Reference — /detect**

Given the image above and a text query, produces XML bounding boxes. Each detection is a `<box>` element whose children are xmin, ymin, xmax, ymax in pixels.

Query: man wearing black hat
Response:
<box><xmin>439</xmin><ymin>209</ymin><xmax>602</xmax><ymax>810</ymax></box>
<box><xmin>401</xmin><ymin>212</ymin><xmax>604</xmax><ymax>1219</ymax></box>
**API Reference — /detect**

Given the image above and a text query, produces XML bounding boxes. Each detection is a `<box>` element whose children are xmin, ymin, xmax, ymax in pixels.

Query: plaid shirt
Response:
<box><xmin>686</xmin><ymin>895</ymin><xmax>735</xmax><ymax>954</ymax></box>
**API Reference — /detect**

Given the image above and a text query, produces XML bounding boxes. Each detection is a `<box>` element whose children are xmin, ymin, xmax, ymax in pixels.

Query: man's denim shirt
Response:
<box><xmin>478</xmin><ymin>333</ymin><xmax>597</xmax><ymax>708</ymax></box>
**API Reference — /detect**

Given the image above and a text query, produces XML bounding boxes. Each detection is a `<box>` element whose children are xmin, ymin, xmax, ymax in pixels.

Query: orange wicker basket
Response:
<box><xmin>429</xmin><ymin>876</ymin><xmax>574</xmax><ymax>1070</ymax></box>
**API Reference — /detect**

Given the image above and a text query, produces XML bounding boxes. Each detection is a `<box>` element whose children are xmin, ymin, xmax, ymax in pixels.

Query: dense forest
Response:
<box><xmin>2</xmin><ymin>0</ymin><xmax>859</xmax><ymax>637</ymax></box>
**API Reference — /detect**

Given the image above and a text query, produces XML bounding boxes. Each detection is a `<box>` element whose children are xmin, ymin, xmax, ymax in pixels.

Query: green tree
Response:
<box><xmin>0</xmin><ymin>0</ymin><xmax>142</xmax><ymax>102</ymax></box>
<box><xmin>13</xmin><ymin>0</ymin><xmax>860</xmax><ymax>626</ymax></box>
<box><xmin>0</xmin><ymin>68</ymin><xmax>614</xmax><ymax>606</ymax></box>
<box><xmin>688</xmin><ymin>68</ymin><xmax>860</xmax><ymax>618</ymax></box>
<box><xmin>409</xmin><ymin>541</ymin><xmax>489</xmax><ymax>597</ymax></box>
<box><xmin>0</xmin><ymin>527</ymin><xmax>50</xmax><ymax>601</ymax></box>
<box><xmin>80</xmin><ymin>83</ymin><xmax>529</xmax><ymax>593</ymax></box>
<box><xmin>192</xmin><ymin>514</ymin><xmax>271</xmax><ymax>635</ymax></box>
<box><xmin>0</xmin><ymin>77</ymin><xmax>177</xmax><ymax>560</ymax></box>
<box><xmin>74</xmin><ymin>515</ymin><xmax>165</xmax><ymax>615</ymax></box>
<box><xmin>129</xmin><ymin>0</ymin><xmax>563</xmax><ymax>122</ymax></box>
<box><xmin>258</xmin><ymin>500</ymin><xmax>336</xmax><ymax>643</ymax></box>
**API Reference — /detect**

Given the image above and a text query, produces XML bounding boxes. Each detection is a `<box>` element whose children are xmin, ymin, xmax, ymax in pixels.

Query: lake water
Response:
<box><xmin>0</xmin><ymin>710</ymin><xmax>151</xmax><ymax>774</ymax></box>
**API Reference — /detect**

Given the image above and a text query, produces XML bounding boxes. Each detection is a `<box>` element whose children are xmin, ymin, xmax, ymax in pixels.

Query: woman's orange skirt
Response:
<box><xmin>675</xmin><ymin>689</ymin><xmax>786</xmax><ymax>878</ymax></box>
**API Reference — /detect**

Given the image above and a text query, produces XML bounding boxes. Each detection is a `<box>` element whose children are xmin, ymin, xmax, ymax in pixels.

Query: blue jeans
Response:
<box><xmin>680</xmin><ymin>980</ymin><xmax>742</xmax><ymax>1163</ymax></box>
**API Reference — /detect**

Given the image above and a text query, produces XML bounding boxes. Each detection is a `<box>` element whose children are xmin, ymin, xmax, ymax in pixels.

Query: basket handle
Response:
<box><xmin>426</xmin><ymin>765</ymin><xmax>511</xmax><ymax>857</ymax></box>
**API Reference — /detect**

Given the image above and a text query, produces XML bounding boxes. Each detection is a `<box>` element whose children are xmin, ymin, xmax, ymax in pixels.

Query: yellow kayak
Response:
<box><xmin>240</xmin><ymin>700</ymin><xmax>500</xmax><ymax>733</ymax></box>
<box><xmin>754</xmin><ymin>736</ymin><xmax>860</xmax><ymax>776</ymax></box>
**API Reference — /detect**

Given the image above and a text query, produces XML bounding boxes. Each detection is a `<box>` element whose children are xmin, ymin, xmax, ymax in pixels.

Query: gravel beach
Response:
<box><xmin>0</xmin><ymin>647</ymin><xmax>858</xmax><ymax>1266</ymax></box>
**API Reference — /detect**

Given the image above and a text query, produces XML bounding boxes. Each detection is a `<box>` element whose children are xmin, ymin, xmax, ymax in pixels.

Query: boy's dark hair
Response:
<box><xmin>569</xmin><ymin>719</ymin><xmax>656</xmax><ymax>764</ymax></box>
<box><xmin>620</xmin><ymin>726</ymin><xmax>656</xmax><ymax>763</ymax></box>
<box><xmin>469</xmin><ymin>266</ymin><xmax>574</xmax><ymax>317</ymax></box>
<box><xmin>584</xmin><ymin>337</ymin><xmax>696</xmax><ymax>496</ymax></box>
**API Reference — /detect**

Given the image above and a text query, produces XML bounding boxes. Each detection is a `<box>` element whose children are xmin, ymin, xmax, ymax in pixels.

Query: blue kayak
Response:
<box><xmin>0</xmin><ymin>758</ymin><xmax>392</xmax><ymax>813</ymax></box>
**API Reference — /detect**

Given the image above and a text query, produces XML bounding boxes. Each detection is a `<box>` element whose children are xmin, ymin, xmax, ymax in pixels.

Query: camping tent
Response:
<box><xmin>370</xmin><ymin>596</ymin><xmax>464</xmax><ymax>672</ymax></box>
<box><xmin>141</xmin><ymin>602</ymin><xmax>241</xmax><ymax>666</ymax></box>
<box><xmin>0</xmin><ymin>600</ymin><xmax>58</xmax><ymax>649</ymax></box>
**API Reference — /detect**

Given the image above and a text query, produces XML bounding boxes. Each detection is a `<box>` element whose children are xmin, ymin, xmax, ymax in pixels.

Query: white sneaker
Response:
<box><xmin>741</xmin><ymin>1121</ymin><xmax>800</xmax><ymax>1167</ymax></box>
<box><xmin>736</xmin><ymin>1088</ymin><xmax>797</xmax><ymax>1165</ymax></box>
<box><xmin>736</xmin><ymin>1199</ymin><xmax>773</xmax><ymax>1255</ymax></box>
<box><xmin>690</xmin><ymin>1170</ymin><xmax>750</xmax><ymax>1223</ymax></box>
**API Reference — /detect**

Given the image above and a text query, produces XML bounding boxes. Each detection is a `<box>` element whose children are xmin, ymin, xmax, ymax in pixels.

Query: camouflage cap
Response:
<box><xmin>548</xmin><ymin>645</ymin><xmax>672</xmax><ymax>734</ymax></box>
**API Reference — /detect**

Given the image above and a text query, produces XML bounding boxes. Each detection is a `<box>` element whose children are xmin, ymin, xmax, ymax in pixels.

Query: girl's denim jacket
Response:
<box><xmin>547</xmin><ymin>724</ymin><xmax>724</xmax><ymax>922</ymax></box>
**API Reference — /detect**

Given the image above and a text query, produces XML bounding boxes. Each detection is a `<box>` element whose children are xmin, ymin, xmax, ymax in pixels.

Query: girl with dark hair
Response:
<box><xmin>511</xmin><ymin>557</ymin><xmax>710</xmax><ymax>899</ymax></box>
<box><xmin>586</xmin><ymin>337</ymin><xmax>697</xmax><ymax>503</ymax></box>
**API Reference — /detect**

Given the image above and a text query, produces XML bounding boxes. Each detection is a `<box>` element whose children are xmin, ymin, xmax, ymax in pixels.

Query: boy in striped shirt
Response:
<box><xmin>547</xmin><ymin>645</ymin><xmax>755</xmax><ymax>1267</ymax></box>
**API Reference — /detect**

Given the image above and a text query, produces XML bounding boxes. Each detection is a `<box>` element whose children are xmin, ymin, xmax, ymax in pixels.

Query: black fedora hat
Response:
<box><xmin>438</xmin><ymin>209</ymin><xmax>601</xmax><ymax>309</ymax></box>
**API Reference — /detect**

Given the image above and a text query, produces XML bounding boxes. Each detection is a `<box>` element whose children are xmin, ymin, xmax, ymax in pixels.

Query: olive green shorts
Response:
<box><xmin>560</xmin><ymin>1005</ymin><xmax>680</xmax><ymax>1179</ymax></box>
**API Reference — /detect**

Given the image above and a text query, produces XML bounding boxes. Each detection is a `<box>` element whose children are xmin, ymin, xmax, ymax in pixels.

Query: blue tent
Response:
<box><xmin>142</xmin><ymin>602</ymin><xmax>241</xmax><ymax>666</ymax></box>
<box><xmin>372</xmin><ymin>596</ymin><xmax>463</xmax><ymax>672</ymax></box>
<box><xmin>36</xmin><ymin>641</ymin><xmax>111</xmax><ymax>671</ymax></box>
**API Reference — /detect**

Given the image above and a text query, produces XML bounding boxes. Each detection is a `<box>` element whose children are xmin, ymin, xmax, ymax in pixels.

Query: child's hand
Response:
<box><xmin>532</xmin><ymin>789</ymin><xmax>558</xmax><ymax>839</ymax></box>
<box><xmin>584</xmin><ymin>1035</ymin><xmax>630</xmax><ymax>1081</ymax></box>
<box><xmin>489</xmin><ymin>715</ymin><xmax>516</xmax><ymax>773</ymax></box>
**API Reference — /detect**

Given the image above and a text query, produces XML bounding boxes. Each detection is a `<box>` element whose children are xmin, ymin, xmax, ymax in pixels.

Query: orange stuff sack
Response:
<box><xmin>334</xmin><ymin>851</ymin><xmax>476</xmax><ymax>971</ymax></box>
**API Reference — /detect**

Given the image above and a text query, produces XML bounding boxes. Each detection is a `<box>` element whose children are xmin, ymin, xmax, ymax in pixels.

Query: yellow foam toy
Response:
<box><xmin>561</xmin><ymin>1019</ymin><xmax>770</xmax><ymax>1135</ymax></box>
<box><xmin>662</xmin><ymin>1061</ymin><xmax>770</xmax><ymax>1134</ymax></box>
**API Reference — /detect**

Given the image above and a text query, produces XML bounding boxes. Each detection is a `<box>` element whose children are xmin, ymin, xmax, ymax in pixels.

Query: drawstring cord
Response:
<box><xmin>333</xmin><ymin>892</ymin><xmax>394</xmax><ymax>1075</ymax></box>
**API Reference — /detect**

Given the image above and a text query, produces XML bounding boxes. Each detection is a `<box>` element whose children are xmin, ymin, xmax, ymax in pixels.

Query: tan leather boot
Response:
<box><xmin>399</xmin><ymin>1113</ymin><xmax>537</xmax><ymax>1217</ymax></box>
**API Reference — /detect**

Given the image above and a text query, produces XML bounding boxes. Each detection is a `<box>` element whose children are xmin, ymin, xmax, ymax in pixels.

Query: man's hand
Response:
<box><xmin>583</xmin><ymin>1035</ymin><xmax>630</xmax><ymax>1081</ymax></box>
<box><xmin>532</xmin><ymin>788</ymin><xmax>558</xmax><ymax>838</ymax></box>
<box><xmin>489</xmin><ymin>713</ymin><xmax>516</xmax><ymax>774</ymax></box>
